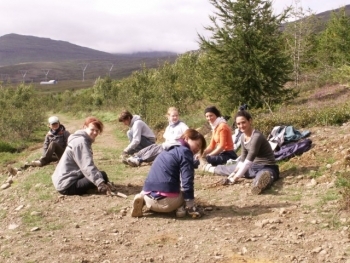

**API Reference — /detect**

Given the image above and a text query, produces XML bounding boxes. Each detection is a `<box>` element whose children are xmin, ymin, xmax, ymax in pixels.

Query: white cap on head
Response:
<box><xmin>48</xmin><ymin>116</ymin><xmax>59</xmax><ymax>124</ymax></box>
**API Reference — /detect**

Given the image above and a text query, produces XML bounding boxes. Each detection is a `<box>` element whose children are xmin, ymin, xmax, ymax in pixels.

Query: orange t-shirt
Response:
<box><xmin>207</xmin><ymin>123</ymin><xmax>234</xmax><ymax>152</ymax></box>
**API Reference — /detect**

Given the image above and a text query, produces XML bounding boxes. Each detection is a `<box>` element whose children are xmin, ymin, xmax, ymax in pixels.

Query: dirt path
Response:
<box><xmin>1</xmin><ymin>115</ymin><xmax>350</xmax><ymax>263</ymax></box>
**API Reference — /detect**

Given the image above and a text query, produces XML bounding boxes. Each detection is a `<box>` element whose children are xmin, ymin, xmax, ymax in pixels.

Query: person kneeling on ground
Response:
<box><xmin>131</xmin><ymin>129</ymin><xmax>206</xmax><ymax>218</ymax></box>
<box><xmin>30</xmin><ymin>116</ymin><xmax>70</xmax><ymax>167</ymax></box>
<box><xmin>118</xmin><ymin>110</ymin><xmax>156</xmax><ymax>159</ymax></box>
<box><xmin>125</xmin><ymin>107</ymin><xmax>189</xmax><ymax>167</ymax></box>
<box><xmin>202</xmin><ymin>108</ymin><xmax>279</xmax><ymax>195</ymax></box>
<box><xmin>52</xmin><ymin>117</ymin><xmax>116</xmax><ymax>196</ymax></box>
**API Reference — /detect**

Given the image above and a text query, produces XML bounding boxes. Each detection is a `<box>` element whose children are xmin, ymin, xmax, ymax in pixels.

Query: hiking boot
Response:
<box><xmin>176</xmin><ymin>205</ymin><xmax>186</xmax><ymax>218</ymax></box>
<box><xmin>131</xmin><ymin>193</ymin><xmax>145</xmax><ymax>217</ymax></box>
<box><xmin>31</xmin><ymin>160</ymin><xmax>42</xmax><ymax>167</ymax></box>
<box><xmin>251</xmin><ymin>171</ymin><xmax>272</xmax><ymax>195</ymax></box>
<box><xmin>121</xmin><ymin>155</ymin><xmax>129</xmax><ymax>165</ymax></box>
<box><xmin>22</xmin><ymin>162</ymin><xmax>31</xmax><ymax>169</ymax></box>
<box><xmin>127</xmin><ymin>156</ymin><xmax>141</xmax><ymax>167</ymax></box>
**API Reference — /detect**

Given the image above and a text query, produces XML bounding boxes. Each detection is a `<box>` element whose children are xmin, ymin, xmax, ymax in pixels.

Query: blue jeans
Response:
<box><xmin>126</xmin><ymin>131</ymin><xmax>156</xmax><ymax>155</ymax></box>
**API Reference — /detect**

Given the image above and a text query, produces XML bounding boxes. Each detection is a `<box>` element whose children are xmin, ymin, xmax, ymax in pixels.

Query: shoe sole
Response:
<box><xmin>131</xmin><ymin>194</ymin><xmax>144</xmax><ymax>217</ymax></box>
<box><xmin>127</xmin><ymin>160</ymin><xmax>139</xmax><ymax>167</ymax></box>
<box><xmin>251</xmin><ymin>171</ymin><xmax>271</xmax><ymax>195</ymax></box>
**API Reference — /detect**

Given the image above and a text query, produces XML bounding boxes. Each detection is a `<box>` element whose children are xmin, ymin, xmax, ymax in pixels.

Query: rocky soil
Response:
<box><xmin>1</xmin><ymin>115</ymin><xmax>350</xmax><ymax>263</ymax></box>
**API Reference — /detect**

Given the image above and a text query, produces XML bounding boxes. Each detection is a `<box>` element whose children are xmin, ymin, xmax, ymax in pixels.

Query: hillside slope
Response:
<box><xmin>1</xmin><ymin>95</ymin><xmax>350</xmax><ymax>262</ymax></box>
<box><xmin>0</xmin><ymin>34</ymin><xmax>178</xmax><ymax>83</ymax></box>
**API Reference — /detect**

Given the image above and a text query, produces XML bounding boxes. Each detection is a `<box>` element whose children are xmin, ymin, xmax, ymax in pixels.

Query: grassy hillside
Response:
<box><xmin>0</xmin><ymin>34</ymin><xmax>178</xmax><ymax>84</ymax></box>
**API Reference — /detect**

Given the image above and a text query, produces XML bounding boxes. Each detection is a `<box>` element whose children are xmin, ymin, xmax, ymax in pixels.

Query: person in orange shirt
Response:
<box><xmin>201</xmin><ymin>106</ymin><xmax>237</xmax><ymax>166</ymax></box>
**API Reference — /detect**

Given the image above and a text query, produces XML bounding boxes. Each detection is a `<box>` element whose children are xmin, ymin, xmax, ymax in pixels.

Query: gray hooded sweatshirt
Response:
<box><xmin>52</xmin><ymin>130</ymin><xmax>105</xmax><ymax>191</ymax></box>
<box><xmin>124</xmin><ymin>115</ymin><xmax>156</xmax><ymax>152</ymax></box>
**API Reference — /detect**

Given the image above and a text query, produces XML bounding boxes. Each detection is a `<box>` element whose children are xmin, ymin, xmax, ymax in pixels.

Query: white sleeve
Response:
<box><xmin>234</xmin><ymin>159</ymin><xmax>253</xmax><ymax>178</ymax></box>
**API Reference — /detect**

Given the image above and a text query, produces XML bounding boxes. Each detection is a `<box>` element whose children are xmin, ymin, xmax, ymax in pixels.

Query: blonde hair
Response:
<box><xmin>166</xmin><ymin>107</ymin><xmax>179</xmax><ymax>117</ymax></box>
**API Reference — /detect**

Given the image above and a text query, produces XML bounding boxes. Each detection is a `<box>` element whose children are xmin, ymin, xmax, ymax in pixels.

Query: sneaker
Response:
<box><xmin>251</xmin><ymin>171</ymin><xmax>272</xmax><ymax>195</ymax></box>
<box><xmin>127</xmin><ymin>156</ymin><xmax>141</xmax><ymax>167</ymax></box>
<box><xmin>121</xmin><ymin>155</ymin><xmax>129</xmax><ymax>165</ymax></box>
<box><xmin>176</xmin><ymin>206</ymin><xmax>186</xmax><ymax>218</ymax></box>
<box><xmin>131</xmin><ymin>193</ymin><xmax>145</xmax><ymax>217</ymax></box>
<box><xmin>31</xmin><ymin>160</ymin><xmax>42</xmax><ymax>167</ymax></box>
<box><xmin>197</xmin><ymin>157</ymin><xmax>208</xmax><ymax>169</ymax></box>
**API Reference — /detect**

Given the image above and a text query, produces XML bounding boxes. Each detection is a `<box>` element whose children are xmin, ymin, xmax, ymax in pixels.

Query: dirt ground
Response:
<box><xmin>1</xmin><ymin>114</ymin><xmax>350</xmax><ymax>263</ymax></box>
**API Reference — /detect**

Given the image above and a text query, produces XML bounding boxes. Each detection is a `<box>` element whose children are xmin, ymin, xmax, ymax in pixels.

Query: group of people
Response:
<box><xmin>119</xmin><ymin>106</ymin><xmax>279</xmax><ymax>218</ymax></box>
<box><xmin>25</xmin><ymin>104</ymin><xmax>279</xmax><ymax>219</ymax></box>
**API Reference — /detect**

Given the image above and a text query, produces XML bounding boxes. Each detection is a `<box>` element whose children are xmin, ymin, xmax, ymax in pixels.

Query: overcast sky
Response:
<box><xmin>0</xmin><ymin>0</ymin><xmax>348</xmax><ymax>54</ymax></box>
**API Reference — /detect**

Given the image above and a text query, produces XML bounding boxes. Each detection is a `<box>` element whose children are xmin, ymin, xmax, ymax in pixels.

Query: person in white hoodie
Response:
<box><xmin>125</xmin><ymin>107</ymin><xmax>189</xmax><ymax>167</ymax></box>
<box><xmin>52</xmin><ymin>117</ymin><xmax>115</xmax><ymax>195</ymax></box>
<box><xmin>118</xmin><ymin>110</ymin><xmax>156</xmax><ymax>156</ymax></box>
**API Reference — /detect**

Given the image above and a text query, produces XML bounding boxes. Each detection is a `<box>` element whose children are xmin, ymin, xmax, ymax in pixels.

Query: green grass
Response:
<box><xmin>319</xmin><ymin>189</ymin><xmax>340</xmax><ymax>204</ymax></box>
<box><xmin>21</xmin><ymin>210</ymin><xmax>43</xmax><ymax>227</ymax></box>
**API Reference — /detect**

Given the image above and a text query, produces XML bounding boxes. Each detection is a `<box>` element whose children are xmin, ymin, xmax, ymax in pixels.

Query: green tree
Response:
<box><xmin>0</xmin><ymin>84</ymin><xmax>45</xmax><ymax>141</ymax></box>
<box><xmin>317</xmin><ymin>7</ymin><xmax>350</xmax><ymax>68</ymax></box>
<box><xmin>198</xmin><ymin>0</ymin><xmax>294</xmax><ymax>111</ymax></box>
<box><xmin>282</xmin><ymin>0</ymin><xmax>320</xmax><ymax>88</ymax></box>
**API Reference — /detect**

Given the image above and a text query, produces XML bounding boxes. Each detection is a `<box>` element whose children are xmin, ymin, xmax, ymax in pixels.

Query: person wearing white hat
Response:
<box><xmin>30</xmin><ymin>116</ymin><xmax>70</xmax><ymax>167</ymax></box>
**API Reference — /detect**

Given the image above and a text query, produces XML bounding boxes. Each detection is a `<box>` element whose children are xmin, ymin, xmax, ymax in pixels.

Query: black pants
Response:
<box><xmin>59</xmin><ymin>171</ymin><xmax>109</xmax><ymax>196</ymax></box>
<box><xmin>206</xmin><ymin>150</ymin><xmax>238</xmax><ymax>166</ymax></box>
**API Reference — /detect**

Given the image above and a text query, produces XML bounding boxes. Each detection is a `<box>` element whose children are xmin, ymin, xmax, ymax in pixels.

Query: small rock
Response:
<box><xmin>5</xmin><ymin>176</ymin><xmax>14</xmax><ymax>184</ymax></box>
<box><xmin>1</xmin><ymin>183</ymin><xmax>11</xmax><ymax>190</ymax></box>
<box><xmin>30</xmin><ymin>211</ymin><xmax>42</xmax><ymax>216</ymax></box>
<box><xmin>306</xmin><ymin>179</ymin><xmax>317</xmax><ymax>188</ymax></box>
<box><xmin>204</xmin><ymin>206</ymin><xmax>213</xmax><ymax>211</ymax></box>
<box><xmin>15</xmin><ymin>205</ymin><xmax>25</xmax><ymax>211</ymax></box>
<box><xmin>312</xmin><ymin>247</ymin><xmax>322</xmax><ymax>253</ymax></box>
<box><xmin>8</xmin><ymin>224</ymin><xmax>19</xmax><ymax>230</ymax></box>
<box><xmin>31</xmin><ymin>227</ymin><xmax>40</xmax><ymax>232</ymax></box>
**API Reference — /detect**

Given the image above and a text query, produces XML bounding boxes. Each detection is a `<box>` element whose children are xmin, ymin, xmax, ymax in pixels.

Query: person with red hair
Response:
<box><xmin>52</xmin><ymin>116</ymin><xmax>115</xmax><ymax>195</ymax></box>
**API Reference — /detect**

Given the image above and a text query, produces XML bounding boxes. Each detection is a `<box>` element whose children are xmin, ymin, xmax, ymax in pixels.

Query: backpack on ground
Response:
<box><xmin>267</xmin><ymin>126</ymin><xmax>287</xmax><ymax>151</ymax></box>
<box><xmin>274</xmin><ymin>139</ymin><xmax>312</xmax><ymax>161</ymax></box>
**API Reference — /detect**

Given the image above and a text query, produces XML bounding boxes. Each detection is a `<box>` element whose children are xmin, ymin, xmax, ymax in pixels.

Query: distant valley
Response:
<box><xmin>0</xmin><ymin>34</ymin><xmax>178</xmax><ymax>85</ymax></box>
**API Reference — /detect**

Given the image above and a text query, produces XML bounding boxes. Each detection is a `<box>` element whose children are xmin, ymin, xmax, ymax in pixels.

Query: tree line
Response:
<box><xmin>1</xmin><ymin>0</ymin><xmax>350</xmax><ymax>145</ymax></box>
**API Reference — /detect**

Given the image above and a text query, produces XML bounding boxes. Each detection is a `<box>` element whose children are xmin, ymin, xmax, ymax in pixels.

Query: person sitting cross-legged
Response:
<box><xmin>126</xmin><ymin>107</ymin><xmax>189</xmax><ymax>167</ymax></box>
<box><xmin>202</xmin><ymin>108</ymin><xmax>279</xmax><ymax>195</ymax></box>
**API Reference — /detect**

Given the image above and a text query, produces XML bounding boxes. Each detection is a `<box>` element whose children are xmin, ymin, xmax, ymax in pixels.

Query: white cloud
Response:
<box><xmin>0</xmin><ymin>0</ymin><xmax>348</xmax><ymax>53</ymax></box>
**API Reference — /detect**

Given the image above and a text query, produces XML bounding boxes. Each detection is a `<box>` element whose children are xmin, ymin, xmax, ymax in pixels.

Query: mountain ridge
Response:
<box><xmin>0</xmin><ymin>34</ymin><xmax>178</xmax><ymax>83</ymax></box>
